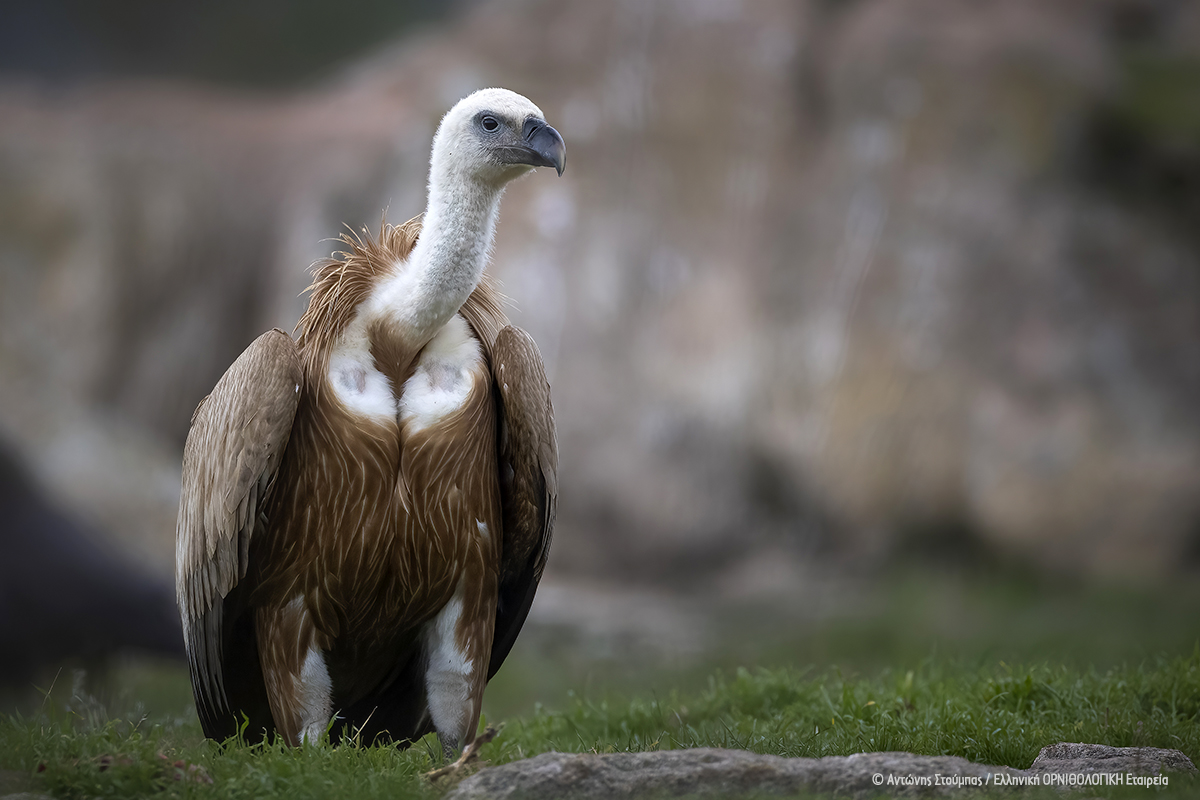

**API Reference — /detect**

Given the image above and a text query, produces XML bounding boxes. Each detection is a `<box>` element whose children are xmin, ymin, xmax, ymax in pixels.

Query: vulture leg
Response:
<box><xmin>421</xmin><ymin>571</ymin><xmax>497</xmax><ymax>760</ymax></box>
<box><xmin>256</xmin><ymin>599</ymin><xmax>332</xmax><ymax>745</ymax></box>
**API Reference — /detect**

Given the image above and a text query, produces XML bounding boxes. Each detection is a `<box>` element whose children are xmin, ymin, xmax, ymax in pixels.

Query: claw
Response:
<box><xmin>424</xmin><ymin>725</ymin><xmax>501</xmax><ymax>782</ymax></box>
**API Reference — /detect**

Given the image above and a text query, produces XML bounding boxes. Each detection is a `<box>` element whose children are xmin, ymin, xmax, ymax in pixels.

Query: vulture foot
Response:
<box><xmin>425</xmin><ymin>725</ymin><xmax>500</xmax><ymax>782</ymax></box>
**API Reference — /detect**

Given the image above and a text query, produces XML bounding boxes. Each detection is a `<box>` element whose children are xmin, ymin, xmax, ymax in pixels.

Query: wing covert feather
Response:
<box><xmin>175</xmin><ymin>328</ymin><xmax>302</xmax><ymax>733</ymax></box>
<box><xmin>488</xmin><ymin>324</ymin><xmax>557</xmax><ymax>679</ymax></box>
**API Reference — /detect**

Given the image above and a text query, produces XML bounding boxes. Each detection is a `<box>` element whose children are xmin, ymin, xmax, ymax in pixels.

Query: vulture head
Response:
<box><xmin>429</xmin><ymin>88</ymin><xmax>567</xmax><ymax>189</ymax></box>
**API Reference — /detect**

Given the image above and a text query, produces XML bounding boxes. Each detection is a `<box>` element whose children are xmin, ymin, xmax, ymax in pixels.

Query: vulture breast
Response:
<box><xmin>399</xmin><ymin>315</ymin><xmax>484</xmax><ymax>434</ymax></box>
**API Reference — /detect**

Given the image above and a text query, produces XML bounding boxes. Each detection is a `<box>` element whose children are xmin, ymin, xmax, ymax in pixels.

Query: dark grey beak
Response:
<box><xmin>512</xmin><ymin>119</ymin><xmax>567</xmax><ymax>176</ymax></box>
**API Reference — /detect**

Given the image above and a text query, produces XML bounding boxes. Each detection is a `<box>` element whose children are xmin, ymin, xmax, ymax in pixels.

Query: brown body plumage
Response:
<box><xmin>176</xmin><ymin>89</ymin><xmax>563</xmax><ymax>751</ymax></box>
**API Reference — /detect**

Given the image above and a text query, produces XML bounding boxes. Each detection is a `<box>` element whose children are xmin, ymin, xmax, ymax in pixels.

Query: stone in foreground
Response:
<box><xmin>1029</xmin><ymin>742</ymin><xmax>1196</xmax><ymax>776</ymax></box>
<box><xmin>445</xmin><ymin>743</ymin><xmax>1198</xmax><ymax>799</ymax></box>
<box><xmin>443</xmin><ymin>748</ymin><xmax>1025</xmax><ymax>799</ymax></box>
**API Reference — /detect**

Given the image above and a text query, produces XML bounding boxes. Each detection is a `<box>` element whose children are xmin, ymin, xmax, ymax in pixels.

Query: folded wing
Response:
<box><xmin>487</xmin><ymin>325</ymin><xmax>558</xmax><ymax>679</ymax></box>
<box><xmin>175</xmin><ymin>328</ymin><xmax>303</xmax><ymax>740</ymax></box>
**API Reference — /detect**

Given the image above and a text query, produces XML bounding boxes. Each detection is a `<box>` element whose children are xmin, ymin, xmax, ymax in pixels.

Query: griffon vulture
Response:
<box><xmin>176</xmin><ymin>89</ymin><xmax>562</xmax><ymax>757</ymax></box>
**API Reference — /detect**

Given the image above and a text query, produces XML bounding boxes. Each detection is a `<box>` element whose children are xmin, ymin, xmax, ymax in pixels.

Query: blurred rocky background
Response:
<box><xmin>3</xmin><ymin>0</ymin><xmax>1200</xmax><ymax>687</ymax></box>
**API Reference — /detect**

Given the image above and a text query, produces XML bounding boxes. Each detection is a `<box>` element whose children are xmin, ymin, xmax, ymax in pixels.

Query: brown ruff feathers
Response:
<box><xmin>296</xmin><ymin>217</ymin><xmax>419</xmax><ymax>381</ymax></box>
<box><xmin>297</xmin><ymin>216</ymin><xmax>511</xmax><ymax>384</ymax></box>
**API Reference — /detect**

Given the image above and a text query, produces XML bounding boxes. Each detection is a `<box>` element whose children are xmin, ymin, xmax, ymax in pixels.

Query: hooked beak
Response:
<box><xmin>506</xmin><ymin>119</ymin><xmax>567</xmax><ymax>176</ymax></box>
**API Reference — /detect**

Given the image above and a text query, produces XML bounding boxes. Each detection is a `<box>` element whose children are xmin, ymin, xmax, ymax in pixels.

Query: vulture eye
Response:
<box><xmin>481</xmin><ymin>115</ymin><xmax>500</xmax><ymax>132</ymax></box>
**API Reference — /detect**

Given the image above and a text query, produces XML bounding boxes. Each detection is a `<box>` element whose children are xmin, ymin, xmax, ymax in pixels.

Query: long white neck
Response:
<box><xmin>371</xmin><ymin>168</ymin><xmax>503</xmax><ymax>349</ymax></box>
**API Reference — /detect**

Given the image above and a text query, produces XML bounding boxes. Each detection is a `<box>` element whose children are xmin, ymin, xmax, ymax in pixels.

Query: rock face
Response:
<box><xmin>1029</xmin><ymin>742</ymin><xmax>1198</xmax><ymax>776</ymax></box>
<box><xmin>2</xmin><ymin>0</ymin><xmax>1200</xmax><ymax>583</ymax></box>
<box><xmin>445</xmin><ymin>744</ymin><xmax>1197</xmax><ymax>799</ymax></box>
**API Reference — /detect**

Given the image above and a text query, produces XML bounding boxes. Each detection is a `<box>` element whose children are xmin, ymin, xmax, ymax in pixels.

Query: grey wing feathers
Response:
<box><xmin>488</xmin><ymin>324</ymin><xmax>558</xmax><ymax>679</ymax></box>
<box><xmin>175</xmin><ymin>329</ymin><xmax>302</xmax><ymax>730</ymax></box>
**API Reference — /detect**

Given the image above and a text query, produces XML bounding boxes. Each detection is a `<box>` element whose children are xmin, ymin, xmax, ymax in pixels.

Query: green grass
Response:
<box><xmin>486</xmin><ymin>567</ymin><xmax>1200</xmax><ymax>719</ymax></box>
<box><xmin>3</xmin><ymin>568</ymin><xmax>1199</xmax><ymax>798</ymax></box>
<box><xmin>2</xmin><ymin>652</ymin><xmax>1198</xmax><ymax>799</ymax></box>
<box><xmin>500</xmin><ymin>655</ymin><xmax>1200</xmax><ymax>764</ymax></box>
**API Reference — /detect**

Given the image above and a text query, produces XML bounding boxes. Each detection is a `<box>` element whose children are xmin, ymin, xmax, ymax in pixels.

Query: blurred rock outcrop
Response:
<box><xmin>0</xmin><ymin>441</ymin><xmax>181</xmax><ymax>685</ymax></box>
<box><xmin>2</xmin><ymin>0</ymin><xmax>1199</xmax><ymax>586</ymax></box>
